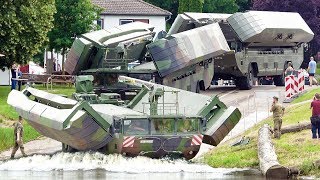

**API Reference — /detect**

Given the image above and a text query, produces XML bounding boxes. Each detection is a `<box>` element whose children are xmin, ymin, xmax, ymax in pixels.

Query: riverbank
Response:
<box><xmin>0</xmin><ymin>85</ymin><xmax>75</xmax><ymax>152</ymax></box>
<box><xmin>204</xmin><ymin>88</ymin><xmax>320</xmax><ymax>177</ymax></box>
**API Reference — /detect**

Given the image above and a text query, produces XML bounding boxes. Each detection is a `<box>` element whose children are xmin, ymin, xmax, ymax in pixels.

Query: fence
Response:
<box><xmin>223</xmin><ymin>90</ymin><xmax>281</xmax><ymax>141</ymax></box>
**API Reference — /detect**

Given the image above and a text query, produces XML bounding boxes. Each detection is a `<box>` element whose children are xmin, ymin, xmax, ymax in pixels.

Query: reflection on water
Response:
<box><xmin>0</xmin><ymin>152</ymin><xmax>264</xmax><ymax>180</ymax></box>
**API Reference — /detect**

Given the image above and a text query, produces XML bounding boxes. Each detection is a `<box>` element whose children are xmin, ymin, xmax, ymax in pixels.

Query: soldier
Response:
<box><xmin>11</xmin><ymin>116</ymin><xmax>27</xmax><ymax>159</ymax></box>
<box><xmin>270</xmin><ymin>96</ymin><xmax>285</xmax><ymax>139</ymax></box>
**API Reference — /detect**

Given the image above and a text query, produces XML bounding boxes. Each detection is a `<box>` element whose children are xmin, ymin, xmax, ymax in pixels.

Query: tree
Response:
<box><xmin>48</xmin><ymin>0</ymin><xmax>102</xmax><ymax>72</ymax></box>
<box><xmin>145</xmin><ymin>0</ymin><xmax>179</xmax><ymax>25</ymax></box>
<box><xmin>236</xmin><ymin>0</ymin><xmax>251</xmax><ymax>12</ymax></box>
<box><xmin>189</xmin><ymin>0</ymin><xmax>204</xmax><ymax>12</ymax></box>
<box><xmin>203</xmin><ymin>0</ymin><xmax>239</xmax><ymax>13</ymax></box>
<box><xmin>178</xmin><ymin>0</ymin><xmax>204</xmax><ymax>13</ymax></box>
<box><xmin>252</xmin><ymin>0</ymin><xmax>320</xmax><ymax>65</ymax></box>
<box><xmin>0</xmin><ymin>0</ymin><xmax>55</xmax><ymax>68</ymax></box>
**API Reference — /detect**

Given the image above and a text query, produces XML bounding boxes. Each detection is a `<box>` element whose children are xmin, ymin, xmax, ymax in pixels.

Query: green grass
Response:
<box><xmin>0</xmin><ymin>85</ymin><xmax>74</xmax><ymax>152</ymax></box>
<box><xmin>0</xmin><ymin>123</ymin><xmax>40</xmax><ymax>152</ymax></box>
<box><xmin>204</xmin><ymin>102</ymin><xmax>320</xmax><ymax>176</ymax></box>
<box><xmin>0</xmin><ymin>85</ymin><xmax>75</xmax><ymax>121</ymax></box>
<box><xmin>292</xmin><ymin>87</ymin><xmax>320</xmax><ymax>104</ymax></box>
<box><xmin>0</xmin><ymin>86</ymin><xmax>19</xmax><ymax>120</ymax></box>
<box><xmin>316</xmin><ymin>64</ymin><xmax>320</xmax><ymax>75</ymax></box>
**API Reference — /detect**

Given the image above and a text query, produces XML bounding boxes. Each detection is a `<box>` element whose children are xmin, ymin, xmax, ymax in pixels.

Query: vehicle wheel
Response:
<box><xmin>62</xmin><ymin>143</ymin><xmax>76</xmax><ymax>153</ymax></box>
<box><xmin>236</xmin><ymin>66</ymin><xmax>254</xmax><ymax>90</ymax></box>
<box><xmin>196</xmin><ymin>81</ymin><xmax>200</xmax><ymax>93</ymax></box>
<box><xmin>273</xmin><ymin>74</ymin><xmax>285</xmax><ymax>86</ymax></box>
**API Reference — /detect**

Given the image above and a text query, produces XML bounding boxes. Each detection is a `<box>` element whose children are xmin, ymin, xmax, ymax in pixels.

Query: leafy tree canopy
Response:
<box><xmin>0</xmin><ymin>0</ymin><xmax>55</xmax><ymax>67</ymax></box>
<box><xmin>178</xmin><ymin>0</ymin><xmax>204</xmax><ymax>13</ymax></box>
<box><xmin>146</xmin><ymin>0</ymin><xmax>250</xmax><ymax>26</ymax></box>
<box><xmin>144</xmin><ymin>0</ymin><xmax>179</xmax><ymax>24</ymax></box>
<box><xmin>236</xmin><ymin>0</ymin><xmax>251</xmax><ymax>12</ymax></box>
<box><xmin>252</xmin><ymin>0</ymin><xmax>320</xmax><ymax>60</ymax></box>
<box><xmin>48</xmin><ymin>0</ymin><xmax>102</xmax><ymax>53</ymax></box>
<box><xmin>48</xmin><ymin>0</ymin><xmax>102</xmax><ymax>71</ymax></box>
<box><xmin>203</xmin><ymin>0</ymin><xmax>239</xmax><ymax>13</ymax></box>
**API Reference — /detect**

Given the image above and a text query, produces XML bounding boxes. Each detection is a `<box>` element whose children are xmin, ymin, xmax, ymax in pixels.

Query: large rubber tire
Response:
<box><xmin>273</xmin><ymin>74</ymin><xmax>285</xmax><ymax>86</ymax></box>
<box><xmin>196</xmin><ymin>81</ymin><xmax>200</xmax><ymax>93</ymax></box>
<box><xmin>236</xmin><ymin>66</ymin><xmax>254</xmax><ymax>90</ymax></box>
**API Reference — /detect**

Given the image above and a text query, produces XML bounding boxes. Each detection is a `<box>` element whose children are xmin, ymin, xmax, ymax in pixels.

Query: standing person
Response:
<box><xmin>17</xmin><ymin>65</ymin><xmax>22</xmax><ymax>91</ymax></box>
<box><xmin>308</xmin><ymin>56</ymin><xmax>318</xmax><ymax>86</ymax></box>
<box><xmin>53</xmin><ymin>58</ymin><xmax>56</xmax><ymax>72</ymax></box>
<box><xmin>11</xmin><ymin>116</ymin><xmax>27</xmax><ymax>159</ymax></box>
<box><xmin>10</xmin><ymin>63</ymin><xmax>17</xmax><ymax>90</ymax></box>
<box><xmin>270</xmin><ymin>96</ymin><xmax>285</xmax><ymax>139</ymax></box>
<box><xmin>285</xmin><ymin>62</ymin><xmax>294</xmax><ymax>76</ymax></box>
<box><xmin>57</xmin><ymin>63</ymin><xmax>61</xmax><ymax>71</ymax></box>
<box><xmin>310</xmin><ymin>93</ymin><xmax>320</xmax><ymax>139</ymax></box>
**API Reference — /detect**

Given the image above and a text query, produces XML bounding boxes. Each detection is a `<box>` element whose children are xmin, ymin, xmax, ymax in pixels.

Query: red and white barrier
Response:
<box><xmin>285</xmin><ymin>76</ymin><xmax>293</xmax><ymax>99</ymax></box>
<box><xmin>298</xmin><ymin>70</ymin><xmax>305</xmax><ymax>92</ymax></box>
<box><xmin>285</xmin><ymin>70</ymin><xmax>305</xmax><ymax>101</ymax></box>
<box><xmin>291</xmin><ymin>75</ymin><xmax>299</xmax><ymax>95</ymax></box>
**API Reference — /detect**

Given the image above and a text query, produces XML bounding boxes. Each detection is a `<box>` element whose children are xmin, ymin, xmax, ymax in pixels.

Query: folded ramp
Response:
<box><xmin>147</xmin><ymin>23</ymin><xmax>230</xmax><ymax>78</ymax></box>
<box><xmin>197</xmin><ymin>97</ymin><xmax>241</xmax><ymax>146</ymax></box>
<box><xmin>25</xmin><ymin>87</ymin><xmax>77</xmax><ymax>109</ymax></box>
<box><xmin>7</xmin><ymin>90</ymin><xmax>113</xmax><ymax>151</ymax></box>
<box><xmin>227</xmin><ymin>11</ymin><xmax>314</xmax><ymax>44</ymax></box>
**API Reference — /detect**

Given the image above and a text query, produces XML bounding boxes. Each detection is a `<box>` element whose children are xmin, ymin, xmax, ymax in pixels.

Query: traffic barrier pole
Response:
<box><xmin>285</xmin><ymin>76</ymin><xmax>293</xmax><ymax>99</ymax></box>
<box><xmin>298</xmin><ymin>70</ymin><xmax>305</xmax><ymax>93</ymax></box>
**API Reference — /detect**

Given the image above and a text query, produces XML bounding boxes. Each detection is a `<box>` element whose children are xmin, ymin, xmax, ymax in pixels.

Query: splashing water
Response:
<box><xmin>0</xmin><ymin>152</ymin><xmax>242</xmax><ymax>174</ymax></box>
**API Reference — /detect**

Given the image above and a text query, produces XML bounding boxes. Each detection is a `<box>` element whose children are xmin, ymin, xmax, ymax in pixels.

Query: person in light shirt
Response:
<box><xmin>308</xmin><ymin>57</ymin><xmax>318</xmax><ymax>86</ymax></box>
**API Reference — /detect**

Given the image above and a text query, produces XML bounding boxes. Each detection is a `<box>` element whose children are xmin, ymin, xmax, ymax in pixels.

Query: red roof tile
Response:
<box><xmin>92</xmin><ymin>0</ymin><xmax>172</xmax><ymax>16</ymax></box>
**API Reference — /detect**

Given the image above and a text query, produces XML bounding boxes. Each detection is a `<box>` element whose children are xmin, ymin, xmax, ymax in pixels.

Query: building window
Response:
<box><xmin>97</xmin><ymin>19</ymin><xmax>104</xmax><ymax>29</ymax></box>
<box><xmin>119</xmin><ymin>19</ymin><xmax>149</xmax><ymax>25</ymax></box>
<box><xmin>133</xmin><ymin>19</ymin><xmax>149</xmax><ymax>24</ymax></box>
<box><xmin>120</xmin><ymin>19</ymin><xmax>134</xmax><ymax>25</ymax></box>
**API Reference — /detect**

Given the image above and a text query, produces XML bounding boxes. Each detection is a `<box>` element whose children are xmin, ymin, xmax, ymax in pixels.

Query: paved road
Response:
<box><xmin>201</xmin><ymin>84</ymin><xmax>315</xmax><ymax>141</ymax></box>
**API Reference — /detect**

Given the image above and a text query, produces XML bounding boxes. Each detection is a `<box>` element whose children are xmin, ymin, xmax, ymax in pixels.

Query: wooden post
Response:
<box><xmin>258</xmin><ymin>124</ymin><xmax>290</xmax><ymax>179</ymax></box>
<box><xmin>281</xmin><ymin>122</ymin><xmax>311</xmax><ymax>134</ymax></box>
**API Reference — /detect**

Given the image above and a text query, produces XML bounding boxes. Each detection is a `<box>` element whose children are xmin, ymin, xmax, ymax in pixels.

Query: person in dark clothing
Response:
<box><xmin>11</xmin><ymin>64</ymin><xmax>17</xmax><ymax>90</ymax></box>
<box><xmin>53</xmin><ymin>58</ymin><xmax>56</xmax><ymax>72</ymax></box>
<box><xmin>17</xmin><ymin>65</ymin><xmax>22</xmax><ymax>91</ymax></box>
<box><xmin>310</xmin><ymin>93</ymin><xmax>320</xmax><ymax>138</ymax></box>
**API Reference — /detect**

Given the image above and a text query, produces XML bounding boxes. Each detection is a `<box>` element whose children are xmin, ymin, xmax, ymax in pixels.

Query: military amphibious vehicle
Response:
<box><xmin>168</xmin><ymin>11</ymin><xmax>314</xmax><ymax>89</ymax></box>
<box><xmin>7</xmin><ymin>76</ymin><xmax>241</xmax><ymax>159</ymax></box>
<box><xmin>65</xmin><ymin>21</ymin><xmax>230</xmax><ymax>94</ymax></box>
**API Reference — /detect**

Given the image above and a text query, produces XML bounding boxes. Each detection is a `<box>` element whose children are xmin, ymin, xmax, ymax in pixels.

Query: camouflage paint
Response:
<box><xmin>147</xmin><ymin>23</ymin><xmax>230</xmax><ymax>91</ymax></box>
<box><xmin>167</xmin><ymin>12</ymin><xmax>314</xmax><ymax>89</ymax></box>
<box><xmin>7</xmin><ymin>77</ymin><xmax>241</xmax><ymax>159</ymax></box>
<box><xmin>65</xmin><ymin>22</ymin><xmax>156</xmax><ymax>75</ymax></box>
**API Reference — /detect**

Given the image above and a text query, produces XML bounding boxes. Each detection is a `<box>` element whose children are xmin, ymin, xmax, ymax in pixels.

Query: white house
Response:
<box><xmin>0</xmin><ymin>67</ymin><xmax>11</xmax><ymax>85</ymax></box>
<box><xmin>92</xmin><ymin>0</ymin><xmax>172</xmax><ymax>34</ymax></box>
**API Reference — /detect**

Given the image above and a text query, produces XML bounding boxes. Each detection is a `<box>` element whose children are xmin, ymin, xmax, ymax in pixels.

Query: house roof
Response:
<box><xmin>92</xmin><ymin>0</ymin><xmax>172</xmax><ymax>16</ymax></box>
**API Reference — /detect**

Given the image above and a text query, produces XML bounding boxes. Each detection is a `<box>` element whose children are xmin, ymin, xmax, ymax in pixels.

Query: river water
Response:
<box><xmin>0</xmin><ymin>152</ymin><xmax>264</xmax><ymax>179</ymax></box>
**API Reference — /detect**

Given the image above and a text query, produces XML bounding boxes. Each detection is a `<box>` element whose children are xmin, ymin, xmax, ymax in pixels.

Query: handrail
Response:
<box><xmin>46</xmin><ymin>74</ymin><xmax>75</xmax><ymax>90</ymax></box>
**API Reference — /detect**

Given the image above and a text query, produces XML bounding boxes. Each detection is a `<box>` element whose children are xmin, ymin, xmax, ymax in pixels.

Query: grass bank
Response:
<box><xmin>205</xmin><ymin>88</ymin><xmax>320</xmax><ymax>176</ymax></box>
<box><xmin>0</xmin><ymin>85</ymin><xmax>75</xmax><ymax>152</ymax></box>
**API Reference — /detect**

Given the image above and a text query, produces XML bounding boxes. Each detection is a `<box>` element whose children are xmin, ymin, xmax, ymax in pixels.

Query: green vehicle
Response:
<box><xmin>65</xmin><ymin>21</ymin><xmax>230</xmax><ymax>94</ymax></box>
<box><xmin>7</xmin><ymin>76</ymin><xmax>241</xmax><ymax>159</ymax></box>
<box><xmin>168</xmin><ymin>11</ymin><xmax>314</xmax><ymax>89</ymax></box>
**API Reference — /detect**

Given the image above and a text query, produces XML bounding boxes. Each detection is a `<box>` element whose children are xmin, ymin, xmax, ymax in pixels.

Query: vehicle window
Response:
<box><xmin>124</xmin><ymin>119</ymin><xmax>149</xmax><ymax>135</ymax></box>
<box><xmin>151</xmin><ymin>119</ymin><xmax>174</xmax><ymax>135</ymax></box>
<box><xmin>176</xmin><ymin>119</ymin><xmax>199</xmax><ymax>133</ymax></box>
